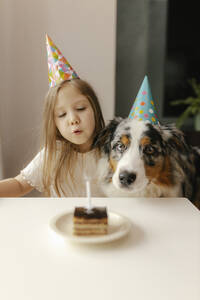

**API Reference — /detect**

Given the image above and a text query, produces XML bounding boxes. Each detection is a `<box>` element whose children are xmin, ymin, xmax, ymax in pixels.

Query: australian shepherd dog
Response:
<box><xmin>94</xmin><ymin>118</ymin><xmax>200</xmax><ymax>206</ymax></box>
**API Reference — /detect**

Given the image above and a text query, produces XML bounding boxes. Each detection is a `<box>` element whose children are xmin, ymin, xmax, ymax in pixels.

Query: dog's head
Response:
<box><xmin>94</xmin><ymin>118</ymin><xmax>191</xmax><ymax>194</ymax></box>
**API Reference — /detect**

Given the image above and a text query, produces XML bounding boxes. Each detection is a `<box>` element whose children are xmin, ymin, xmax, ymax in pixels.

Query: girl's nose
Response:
<box><xmin>68</xmin><ymin>112</ymin><xmax>80</xmax><ymax>125</ymax></box>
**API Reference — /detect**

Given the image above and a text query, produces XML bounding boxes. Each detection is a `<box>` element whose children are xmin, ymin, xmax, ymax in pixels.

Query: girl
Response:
<box><xmin>0</xmin><ymin>36</ymin><xmax>105</xmax><ymax>197</ymax></box>
<box><xmin>0</xmin><ymin>78</ymin><xmax>105</xmax><ymax>197</ymax></box>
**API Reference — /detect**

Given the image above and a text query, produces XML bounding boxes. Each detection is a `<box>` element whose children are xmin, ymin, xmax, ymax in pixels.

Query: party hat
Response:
<box><xmin>46</xmin><ymin>34</ymin><xmax>79</xmax><ymax>87</ymax></box>
<box><xmin>128</xmin><ymin>76</ymin><xmax>159</xmax><ymax>125</ymax></box>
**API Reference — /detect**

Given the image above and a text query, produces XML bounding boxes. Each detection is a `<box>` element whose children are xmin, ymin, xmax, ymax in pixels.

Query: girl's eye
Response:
<box><xmin>144</xmin><ymin>145</ymin><xmax>155</xmax><ymax>155</ymax></box>
<box><xmin>58</xmin><ymin>112</ymin><xmax>66</xmax><ymax>118</ymax></box>
<box><xmin>76</xmin><ymin>107</ymin><xmax>86</xmax><ymax>111</ymax></box>
<box><xmin>116</xmin><ymin>142</ymin><xmax>127</xmax><ymax>153</ymax></box>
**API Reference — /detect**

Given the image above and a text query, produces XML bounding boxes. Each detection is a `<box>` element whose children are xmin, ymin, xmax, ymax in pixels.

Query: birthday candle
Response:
<box><xmin>86</xmin><ymin>179</ymin><xmax>92</xmax><ymax>210</ymax></box>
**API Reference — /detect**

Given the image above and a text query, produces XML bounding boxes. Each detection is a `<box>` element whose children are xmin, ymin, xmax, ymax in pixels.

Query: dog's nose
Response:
<box><xmin>119</xmin><ymin>171</ymin><xmax>136</xmax><ymax>186</ymax></box>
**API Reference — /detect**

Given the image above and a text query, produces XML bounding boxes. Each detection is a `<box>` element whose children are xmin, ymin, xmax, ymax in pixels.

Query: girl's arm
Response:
<box><xmin>0</xmin><ymin>174</ymin><xmax>34</xmax><ymax>197</ymax></box>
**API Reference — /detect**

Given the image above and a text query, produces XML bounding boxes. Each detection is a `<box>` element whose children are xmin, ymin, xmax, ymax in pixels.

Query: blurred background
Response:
<box><xmin>0</xmin><ymin>0</ymin><xmax>200</xmax><ymax>195</ymax></box>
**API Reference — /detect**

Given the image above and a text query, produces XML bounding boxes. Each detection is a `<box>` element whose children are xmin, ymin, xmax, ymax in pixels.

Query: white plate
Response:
<box><xmin>49</xmin><ymin>210</ymin><xmax>132</xmax><ymax>244</ymax></box>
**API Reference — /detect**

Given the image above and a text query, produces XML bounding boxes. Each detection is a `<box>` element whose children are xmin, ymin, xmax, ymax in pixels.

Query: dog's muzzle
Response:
<box><xmin>119</xmin><ymin>171</ymin><xmax>136</xmax><ymax>187</ymax></box>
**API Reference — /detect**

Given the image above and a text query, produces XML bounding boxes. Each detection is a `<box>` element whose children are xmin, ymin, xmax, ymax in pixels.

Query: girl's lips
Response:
<box><xmin>73</xmin><ymin>130</ymin><xmax>82</xmax><ymax>135</ymax></box>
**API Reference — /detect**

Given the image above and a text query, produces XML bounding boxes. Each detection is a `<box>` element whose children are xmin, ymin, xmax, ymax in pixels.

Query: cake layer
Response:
<box><xmin>74</xmin><ymin>232</ymin><xmax>107</xmax><ymax>236</ymax></box>
<box><xmin>73</xmin><ymin>228</ymin><xmax>107</xmax><ymax>236</ymax></box>
<box><xmin>74</xmin><ymin>207</ymin><xmax>107</xmax><ymax>219</ymax></box>
<box><xmin>74</xmin><ymin>224</ymin><xmax>107</xmax><ymax>230</ymax></box>
<box><xmin>74</xmin><ymin>217</ymin><xmax>108</xmax><ymax>225</ymax></box>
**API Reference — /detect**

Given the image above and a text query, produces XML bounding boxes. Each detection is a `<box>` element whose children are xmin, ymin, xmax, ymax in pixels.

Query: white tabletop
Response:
<box><xmin>0</xmin><ymin>197</ymin><xmax>199</xmax><ymax>300</ymax></box>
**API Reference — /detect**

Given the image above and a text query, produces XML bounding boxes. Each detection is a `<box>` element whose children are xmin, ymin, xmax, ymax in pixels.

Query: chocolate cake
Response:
<box><xmin>73</xmin><ymin>207</ymin><xmax>108</xmax><ymax>236</ymax></box>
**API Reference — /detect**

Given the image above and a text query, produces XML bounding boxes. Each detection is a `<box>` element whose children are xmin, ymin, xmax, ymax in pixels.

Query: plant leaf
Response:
<box><xmin>189</xmin><ymin>78</ymin><xmax>200</xmax><ymax>97</ymax></box>
<box><xmin>176</xmin><ymin>106</ymin><xmax>193</xmax><ymax>128</ymax></box>
<box><xmin>170</xmin><ymin>99</ymin><xmax>189</xmax><ymax>106</ymax></box>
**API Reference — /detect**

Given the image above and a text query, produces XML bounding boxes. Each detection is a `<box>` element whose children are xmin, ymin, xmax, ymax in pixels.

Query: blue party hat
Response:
<box><xmin>128</xmin><ymin>76</ymin><xmax>159</xmax><ymax>125</ymax></box>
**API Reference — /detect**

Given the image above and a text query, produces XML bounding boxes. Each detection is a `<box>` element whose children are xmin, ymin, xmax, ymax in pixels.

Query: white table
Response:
<box><xmin>0</xmin><ymin>197</ymin><xmax>199</xmax><ymax>300</ymax></box>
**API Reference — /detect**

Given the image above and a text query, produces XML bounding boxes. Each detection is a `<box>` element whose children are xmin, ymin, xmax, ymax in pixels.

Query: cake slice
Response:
<box><xmin>73</xmin><ymin>207</ymin><xmax>108</xmax><ymax>236</ymax></box>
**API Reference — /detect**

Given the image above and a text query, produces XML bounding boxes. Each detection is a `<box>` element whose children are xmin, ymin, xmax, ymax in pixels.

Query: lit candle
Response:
<box><xmin>86</xmin><ymin>179</ymin><xmax>92</xmax><ymax>210</ymax></box>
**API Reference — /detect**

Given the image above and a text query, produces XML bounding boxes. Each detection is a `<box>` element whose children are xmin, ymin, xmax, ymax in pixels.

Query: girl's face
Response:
<box><xmin>54</xmin><ymin>85</ymin><xmax>95</xmax><ymax>152</ymax></box>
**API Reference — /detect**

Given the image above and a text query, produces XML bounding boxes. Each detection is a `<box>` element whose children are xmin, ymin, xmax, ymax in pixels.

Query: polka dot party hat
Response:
<box><xmin>128</xmin><ymin>76</ymin><xmax>159</xmax><ymax>125</ymax></box>
<box><xmin>46</xmin><ymin>34</ymin><xmax>79</xmax><ymax>88</ymax></box>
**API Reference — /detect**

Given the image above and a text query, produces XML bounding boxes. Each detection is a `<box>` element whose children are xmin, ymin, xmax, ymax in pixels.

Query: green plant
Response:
<box><xmin>170</xmin><ymin>78</ymin><xmax>200</xmax><ymax>128</ymax></box>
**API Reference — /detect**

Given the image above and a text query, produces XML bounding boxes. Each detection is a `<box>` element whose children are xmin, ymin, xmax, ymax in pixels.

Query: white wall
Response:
<box><xmin>0</xmin><ymin>0</ymin><xmax>116</xmax><ymax>191</ymax></box>
<box><xmin>0</xmin><ymin>137</ymin><xmax>3</xmax><ymax>180</ymax></box>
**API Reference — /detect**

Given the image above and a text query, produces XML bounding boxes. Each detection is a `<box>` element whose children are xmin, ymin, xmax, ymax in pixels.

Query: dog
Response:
<box><xmin>94</xmin><ymin>117</ymin><xmax>200</xmax><ymax>206</ymax></box>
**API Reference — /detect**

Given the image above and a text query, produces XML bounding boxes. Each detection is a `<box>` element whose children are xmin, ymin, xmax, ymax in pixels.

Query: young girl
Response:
<box><xmin>0</xmin><ymin>36</ymin><xmax>105</xmax><ymax>197</ymax></box>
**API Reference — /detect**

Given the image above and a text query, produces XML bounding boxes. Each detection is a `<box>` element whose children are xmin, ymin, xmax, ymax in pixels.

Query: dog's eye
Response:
<box><xmin>144</xmin><ymin>145</ymin><xmax>155</xmax><ymax>155</ymax></box>
<box><xmin>116</xmin><ymin>142</ymin><xmax>127</xmax><ymax>153</ymax></box>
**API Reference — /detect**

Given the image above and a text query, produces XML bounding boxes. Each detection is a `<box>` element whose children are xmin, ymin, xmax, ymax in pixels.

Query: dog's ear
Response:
<box><xmin>193</xmin><ymin>147</ymin><xmax>200</xmax><ymax>175</ymax></box>
<box><xmin>166</xmin><ymin>126</ymin><xmax>190</xmax><ymax>153</ymax></box>
<box><xmin>158</xmin><ymin>123</ymin><xmax>190</xmax><ymax>153</ymax></box>
<box><xmin>93</xmin><ymin>117</ymin><xmax>122</xmax><ymax>154</ymax></box>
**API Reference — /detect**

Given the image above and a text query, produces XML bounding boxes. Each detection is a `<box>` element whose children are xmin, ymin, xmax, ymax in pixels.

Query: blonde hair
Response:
<box><xmin>41</xmin><ymin>79</ymin><xmax>105</xmax><ymax>196</ymax></box>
